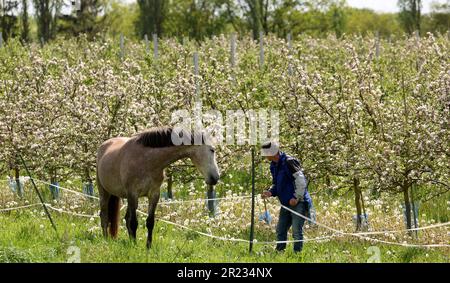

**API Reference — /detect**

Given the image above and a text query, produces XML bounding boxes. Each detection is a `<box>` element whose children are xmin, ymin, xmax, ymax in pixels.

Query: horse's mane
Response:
<box><xmin>134</xmin><ymin>126</ymin><xmax>207</xmax><ymax>148</ymax></box>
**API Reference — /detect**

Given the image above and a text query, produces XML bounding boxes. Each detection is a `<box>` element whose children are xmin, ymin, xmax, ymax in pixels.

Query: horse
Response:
<box><xmin>96</xmin><ymin>126</ymin><xmax>220</xmax><ymax>249</ymax></box>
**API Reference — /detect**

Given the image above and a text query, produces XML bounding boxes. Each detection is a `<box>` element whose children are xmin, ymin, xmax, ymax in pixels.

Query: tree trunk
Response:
<box><xmin>14</xmin><ymin>166</ymin><xmax>22</xmax><ymax>198</ymax></box>
<box><xmin>403</xmin><ymin>184</ymin><xmax>413</xmax><ymax>235</ymax></box>
<box><xmin>167</xmin><ymin>173</ymin><xmax>173</xmax><ymax>199</ymax></box>
<box><xmin>21</xmin><ymin>0</ymin><xmax>30</xmax><ymax>42</ymax></box>
<box><xmin>353</xmin><ymin>177</ymin><xmax>362</xmax><ymax>231</ymax></box>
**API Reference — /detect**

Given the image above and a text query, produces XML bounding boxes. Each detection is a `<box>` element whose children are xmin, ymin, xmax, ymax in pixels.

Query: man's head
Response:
<box><xmin>261</xmin><ymin>141</ymin><xmax>280</xmax><ymax>162</ymax></box>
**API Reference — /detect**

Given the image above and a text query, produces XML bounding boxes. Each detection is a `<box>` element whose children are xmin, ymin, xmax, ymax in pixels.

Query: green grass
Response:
<box><xmin>0</xmin><ymin>211</ymin><xmax>448</xmax><ymax>263</ymax></box>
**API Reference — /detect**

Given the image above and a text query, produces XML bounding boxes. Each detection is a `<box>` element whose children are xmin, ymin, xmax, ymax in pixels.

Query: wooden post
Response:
<box><xmin>249</xmin><ymin>147</ymin><xmax>256</xmax><ymax>253</ymax></box>
<box><xmin>144</xmin><ymin>34</ymin><xmax>149</xmax><ymax>54</ymax></box>
<box><xmin>153</xmin><ymin>33</ymin><xmax>158</xmax><ymax>60</ymax></box>
<box><xmin>259</xmin><ymin>31</ymin><xmax>264</xmax><ymax>70</ymax></box>
<box><xmin>230</xmin><ymin>33</ymin><xmax>236</xmax><ymax>68</ymax></box>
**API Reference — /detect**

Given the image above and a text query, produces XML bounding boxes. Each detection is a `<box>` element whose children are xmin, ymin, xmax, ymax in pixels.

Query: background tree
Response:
<box><xmin>0</xmin><ymin>0</ymin><xmax>19</xmax><ymax>42</ymax></box>
<box><xmin>244</xmin><ymin>0</ymin><xmax>268</xmax><ymax>39</ymax></box>
<box><xmin>103</xmin><ymin>0</ymin><xmax>139</xmax><ymax>39</ymax></box>
<box><xmin>136</xmin><ymin>0</ymin><xmax>166</xmax><ymax>38</ymax></box>
<box><xmin>21</xmin><ymin>0</ymin><xmax>29</xmax><ymax>42</ymax></box>
<box><xmin>33</xmin><ymin>0</ymin><xmax>61</xmax><ymax>42</ymax></box>
<box><xmin>423</xmin><ymin>0</ymin><xmax>450</xmax><ymax>34</ymax></box>
<box><xmin>398</xmin><ymin>0</ymin><xmax>422</xmax><ymax>34</ymax></box>
<box><xmin>163</xmin><ymin>0</ymin><xmax>229</xmax><ymax>41</ymax></box>
<box><xmin>58</xmin><ymin>0</ymin><xmax>107</xmax><ymax>38</ymax></box>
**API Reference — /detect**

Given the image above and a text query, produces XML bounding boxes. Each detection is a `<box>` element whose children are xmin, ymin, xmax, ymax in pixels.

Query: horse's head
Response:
<box><xmin>190</xmin><ymin>144</ymin><xmax>220</xmax><ymax>186</ymax></box>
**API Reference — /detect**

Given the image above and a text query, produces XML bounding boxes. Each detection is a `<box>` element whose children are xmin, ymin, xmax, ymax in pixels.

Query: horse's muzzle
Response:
<box><xmin>207</xmin><ymin>174</ymin><xmax>219</xmax><ymax>186</ymax></box>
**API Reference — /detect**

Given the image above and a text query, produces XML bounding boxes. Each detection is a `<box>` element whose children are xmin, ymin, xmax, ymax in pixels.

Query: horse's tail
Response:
<box><xmin>108</xmin><ymin>195</ymin><xmax>121</xmax><ymax>238</ymax></box>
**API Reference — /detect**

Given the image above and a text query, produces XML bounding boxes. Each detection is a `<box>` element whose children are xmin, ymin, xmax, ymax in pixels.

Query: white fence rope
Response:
<box><xmin>159</xmin><ymin>195</ymin><xmax>252</xmax><ymax>204</ymax></box>
<box><xmin>44</xmin><ymin>204</ymin><xmax>100</xmax><ymax>218</ymax></box>
<box><xmin>32</xmin><ymin>179</ymin><xmax>100</xmax><ymax>200</ymax></box>
<box><xmin>135</xmin><ymin>209</ymin><xmax>336</xmax><ymax>244</ymax></box>
<box><xmin>30</xmin><ymin>178</ymin><xmax>251</xmax><ymax>204</ymax></box>
<box><xmin>1</xmin><ymin>181</ymin><xmax>449</xmax><ymax>247</ymax></box>
<box><xmin>0</xmin><ymin>203</ymin><xmax>42</xmax><ymax>212</ymax></box>
<box><xmin>280</xmin><ymin>205</ymin><xmax>450</xmax><ymax>248</ymax></box>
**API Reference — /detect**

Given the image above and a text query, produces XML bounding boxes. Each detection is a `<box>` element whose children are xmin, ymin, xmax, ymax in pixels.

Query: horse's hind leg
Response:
<box><xmin>146</xmin><ymin>191</ymin><xmax>160</xmax><ymax>249</ymax></box>
<box><xmin>98</xmin><ymin>183</ymin><xmax>111</xmax><ymax>238</ymax></box>
<box><xmin>125</xmin><ymin>194</ymin><xmax>139</xmax><ymax>240</ymax></box>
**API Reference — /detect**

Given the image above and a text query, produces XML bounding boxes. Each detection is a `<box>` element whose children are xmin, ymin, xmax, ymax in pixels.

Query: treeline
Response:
<box><xmin>0</xmin><ymin>0</ymin><xmax>449</xmax><ymax>43</ymax></box>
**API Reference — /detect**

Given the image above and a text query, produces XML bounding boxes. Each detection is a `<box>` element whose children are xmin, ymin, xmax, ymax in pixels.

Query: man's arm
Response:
<box><xmin>286</xmin><ymin>157</ymin><xmax>307</xmax><ymax>201</ymax></box>
<box><xmin>268</xmin><ymin>173</ymin><xmax>278</xmax><ymax>197</ymax></box>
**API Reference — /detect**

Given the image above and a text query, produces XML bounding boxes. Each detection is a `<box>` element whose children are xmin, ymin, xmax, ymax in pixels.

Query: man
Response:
<box><xmin>261</xmin><ymin>141</ymin><xmax>313</xmax><ymax>253</ymax></box>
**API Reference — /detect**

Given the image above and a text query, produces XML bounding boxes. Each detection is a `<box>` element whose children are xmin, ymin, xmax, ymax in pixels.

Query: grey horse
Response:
<box><xmin>96</xmin><ymin>126</ymin><xmax>220</xmax><ymax>249</ymax></box>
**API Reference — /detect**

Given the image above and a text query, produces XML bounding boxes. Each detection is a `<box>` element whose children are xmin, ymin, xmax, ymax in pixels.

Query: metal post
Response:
<box><xmin>194</xmin><ymin>52</ymin><xmax>199</xmax><ymax>100</ymax></box>
<box><xmin>153</xmin><ymin>33</ymin><xmax>158</xmax><ymax>60</ymax></box>
<box><xmin>287</xmin><ymin>32</ymin><xmax>293</xmax><ymax>75</ymax></box>
<box><xmin>120</xmin><ymin>34</ymin><xmax>124</xmax><ymax>61</ymax></box>
<box><xmin>375</xmin><ymin>31</ymin><xmax>380</xmax><ymax>59</ymax></box>
<box><xmin>230</xmin><ymin>33</ymin><xmax>236</xmax><ymax>68</ymax></box>
<box><xmin>249</xmin><ymin>147</ymin><xmax>256</xmax><ymax>253</ymax></box>
<box><xmin>259</xmin><ymin>32</ymin><xmax>264</xmax><ymax>70</ymax></box>
<box><xmin>18</xmin><ymin>154</ymin><xmax>58</xmax><ymax>236</ymax></box>
<box><xmin>207</xmin><ymin>185</ymin><xmax>216</xmax><ymax>216</ymax></box>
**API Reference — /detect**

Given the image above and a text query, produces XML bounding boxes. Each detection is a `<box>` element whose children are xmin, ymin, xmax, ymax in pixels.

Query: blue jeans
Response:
<box><xmin>276</xmin><ymin>201</ymin><xmax>307</xmax><ymax>253</ymax></box>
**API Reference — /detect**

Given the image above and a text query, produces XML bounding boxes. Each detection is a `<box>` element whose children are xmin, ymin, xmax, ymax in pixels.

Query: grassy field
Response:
<box><xmin>0</xmin><ymin>211</ymin><xmax>448</xmax><ymax>263</ymax></box>
<box><xmin>0</xmin><ymin>179</ymin><xmax>448</xmax><ymax>263</ymax></box>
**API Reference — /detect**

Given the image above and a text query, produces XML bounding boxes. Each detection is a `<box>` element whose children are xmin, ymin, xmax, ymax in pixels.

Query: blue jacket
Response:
<box><xmin>269</xmin><ymin>151</ymin><xmax>312</xmax><ymax>207</ymax></box>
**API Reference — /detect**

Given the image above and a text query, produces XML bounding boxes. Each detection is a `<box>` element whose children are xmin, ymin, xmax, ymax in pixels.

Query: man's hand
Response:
<box><xmin>261</xmin><ymin>191</ymin><xmax>272</xmax><ymax>199</ymax></box>
<box><xmin>289</xmin><ymin>198</ymin><xmax>298</xmax><ymax>206</ymax></box>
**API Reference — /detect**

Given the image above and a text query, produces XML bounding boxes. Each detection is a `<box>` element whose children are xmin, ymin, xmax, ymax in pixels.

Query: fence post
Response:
<box><xmin>375</xmin><ymin>31</ymin><xmax>380</xmax><ymax>59</ymax></box>
<box><xmin>18</xmin><ymin>154</ymin><xmax>58</xmax><ymax>236</ymax></box>
<box><xmin>259</xmin><ymin>31</ymin><xmax>264</xmax><ymax>70</ymax></box>
<box><xmin>120</xmin><ymin>33</ymin><xmax>124</xmax><ymax>61</ymax></box>
<box><xmin>144</xmin><ymin>34</ymin><xmax>149</xmax><ymax>54</ymax></box>
<box><xmin>207</xmin><ymin>185</ymin><xmax>217</xmax><ymax>217</ymax></box>
<box><xmin>230</xmin><ymin>33</ymin><xmax>236</xmax><ymax>68</ymax></box>
<box><xmin>249</xmin><ymin>147</ymin><xmax>256</xmax><ymax>253</ymax></box>
<box><xmin>194</xmin><ymin>52</ymin><xmax>200</xmax><ymax>100</ymax></box>
<box><xmin>287</xmin><ymin>32</ymin><xmax>293</xmax><ymax>75</ymax></box>
<box><xmin>153</xmin><ymin>33</ymin><xmax>158</xmax><ymax>60</ymax></box>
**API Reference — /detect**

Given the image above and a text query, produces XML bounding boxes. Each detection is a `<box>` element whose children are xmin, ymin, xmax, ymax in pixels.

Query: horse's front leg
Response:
<box><xmin>146</xmin><ymin>190</ymin><xmax>160</xmax><ymax>249</ymax></box>
<box><xmin>125</xmin><ymin>193</ymin><xmax>139</xmax><ymax>241</ymax></box>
